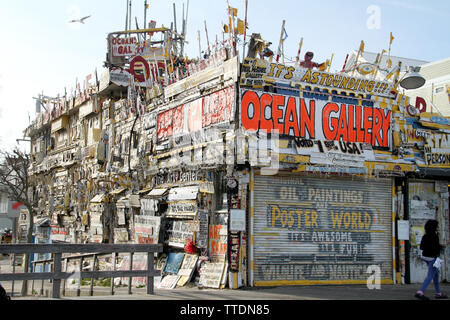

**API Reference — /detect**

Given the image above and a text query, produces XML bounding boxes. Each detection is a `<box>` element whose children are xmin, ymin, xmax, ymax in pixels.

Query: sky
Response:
<box><xmin>0</xmin><ymin>0</ymin><xmax>449</xmax><ymax>152</ymax></box>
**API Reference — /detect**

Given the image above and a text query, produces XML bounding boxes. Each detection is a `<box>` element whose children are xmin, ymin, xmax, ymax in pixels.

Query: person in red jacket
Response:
<box><xmin>300</xmin><ymin>52</ymin><xmax>327</xmax><ymax>70</ymax></box>
<box><xmin>415</xmin><ymin>219</ymin><xmax>447</xmax><ymax>300</ymax></box>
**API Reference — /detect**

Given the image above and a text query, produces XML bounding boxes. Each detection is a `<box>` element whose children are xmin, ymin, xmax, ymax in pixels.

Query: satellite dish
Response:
<box><xmin>400</xmin><ymin>66</ymin><xmax>426</xmax><ymax>90</ymax></box>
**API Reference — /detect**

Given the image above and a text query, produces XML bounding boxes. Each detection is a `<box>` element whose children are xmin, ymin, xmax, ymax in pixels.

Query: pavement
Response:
<box><xmin>1</xmin><ymin>254</ymin><xmax>450</xmax><ymax>301</ymax></box>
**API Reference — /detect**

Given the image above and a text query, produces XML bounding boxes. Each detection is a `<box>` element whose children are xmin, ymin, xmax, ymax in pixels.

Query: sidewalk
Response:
<box><xmin>2</xmin><ymin>255</ymin><xmax>450</xmax><ymax>301</ymax></box>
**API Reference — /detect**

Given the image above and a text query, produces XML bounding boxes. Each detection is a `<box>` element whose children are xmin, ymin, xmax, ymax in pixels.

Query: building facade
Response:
<box><xmin>24</xmin><ymin>28</ymin><xmax>450</xmax><ymax>288</ymax></box>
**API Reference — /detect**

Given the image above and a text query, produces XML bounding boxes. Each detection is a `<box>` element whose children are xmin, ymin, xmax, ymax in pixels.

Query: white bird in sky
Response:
<box><xmin>69</xmin><ymin>15</ymin><xmax>91</xmax><ymax>24</ymax></box>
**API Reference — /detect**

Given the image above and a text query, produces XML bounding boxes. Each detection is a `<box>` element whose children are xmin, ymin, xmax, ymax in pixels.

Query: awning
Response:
<box><xmin>168</xmin><ymin>186</ymin><xmax>199</xmax><ymax>201</ymax></box>
<box><xmin>416</xmin><ymin>166</ymin><xmax>450</xmax><ymax>179</ymax></box>
<box><xmin>110</xmin><ymin>188</ymin><xmax>126</xmax><ymax>196</ymax></box>
<box><xmin>148</xmin><ymin>188</ymin><xmax>169</xmax><ymax>197</ymax></box>
<box><xmin>90</xmin><ymin>194</ymin><xmax>106</xmax><ymax>203</ymax></box>
<box><xmin>138</xmin><ymin>187</ymin><xmax>153</xmax><ymax>194</ymax></box>
<box><xmin>116</xmin><ymin>196</ymin><xmax>129</xmax><ymax>208</ymax></box>
<box><xmin>129</xmin><ymin>195</ymin><xmax>140</xmax><ymax>207</ymax></box>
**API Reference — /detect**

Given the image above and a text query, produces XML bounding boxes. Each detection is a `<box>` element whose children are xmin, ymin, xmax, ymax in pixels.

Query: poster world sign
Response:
<box><xmin>240</xmin><ymin>89</ymin><xmax>392</xmax><ymax>148</ymax></box>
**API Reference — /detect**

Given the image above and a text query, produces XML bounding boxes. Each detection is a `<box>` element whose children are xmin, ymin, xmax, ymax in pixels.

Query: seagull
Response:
<box><xmin>69</xmin><ymin>15</ymin><xmax>91</xmax><ymax>24</ymax></box>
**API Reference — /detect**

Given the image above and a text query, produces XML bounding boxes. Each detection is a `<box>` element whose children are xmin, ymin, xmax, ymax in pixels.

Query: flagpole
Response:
<box><xmin>242</xmin><ymin>0</ymin><xmax>248</xmax><ymax>61</ymax></box>
<box><xmin>387</xmin><ymin>32</ymin><xmax>394</xmax><ymax>69</ymax></box>
<box><xmin>352</xmin><ymin>40</ymin><xmax>364</xmax><ymax>76</ymax></box>
<box><xmin>144</xmin><ymin>0</ymin><xmax>148</xmax><ymax>40</ymax></box>
<box><xmin>295</xmin><ymin>37</ymin><xmax>303</xmax><ymax>67</ymax></box>
<box><xmin>373</xmin><ymin>50</ymin><xmax>386</xmax><ymax>79</ymax></box>
<box><xmin>204</xmin><ymin>20</ymin><xmax>211</xmax><ymax>56</ymax></box>
<box><xmin>327</xmin><ymin>53</ymin><xmax>334</xmax><ymax>72</ymax></box>
<box><xmin>276</xmin><ymin>20</ymin><xmax>286</xmax><ymax>63</ymax></box>
<box><xmin>198</xmin><ymin>30</ymin><xmax>202</xmax><ymax>59</ymax></box>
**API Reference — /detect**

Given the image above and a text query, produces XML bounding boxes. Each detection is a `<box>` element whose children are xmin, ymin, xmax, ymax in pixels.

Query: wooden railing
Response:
<box><xmin>0</xmin><ymin>244</ymin><xmax>162</xmax><ymax>298</ymax></box>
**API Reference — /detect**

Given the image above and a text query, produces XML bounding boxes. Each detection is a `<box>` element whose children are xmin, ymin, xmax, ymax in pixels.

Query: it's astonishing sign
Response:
<box><xmin>240</xmin><ymin>89</ymin><xmax>392</xmax><ymax>148</ymax></box>
<box><xmin>241</xmin><ymin>58</ymin><xmax>395</xmax><ymax>98</ymax></box>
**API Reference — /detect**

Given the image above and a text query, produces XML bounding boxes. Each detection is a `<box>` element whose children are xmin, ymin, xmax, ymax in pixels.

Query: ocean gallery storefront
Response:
<box><xmin>237</xmin><ymin>78</ymin><xmax>399</xmax><ymax>286</ymax></box>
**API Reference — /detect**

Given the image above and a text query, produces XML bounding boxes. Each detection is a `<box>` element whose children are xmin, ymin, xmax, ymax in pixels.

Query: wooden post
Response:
<box><xmin>147</xmin><ymin>252</ymin><xmax>154</xmax><ymax>295</ymax></box>
<box><xmin>31</xmin><ymin>262</ymin><xmax>35</xmax><ymax>295</ymax></box>
<box><xmin>128</xmin><ymin>252</ymin><xmax>133</xmax><ymax>295</ymax></box>
<box><xmin>110</xmin><ymin>252</ymin><xmax>116</xmax><ymax>295</ymax></box>
<box><xmin>40</xmin><ymin>262</ymin><xmax>45</xmax><ymax>296</ymax></box>
<box><xmin>62</xmin><ymin>257</ymin><xmax>68</xmax><ymax>296</ymax></box>
<box><xmin>11</xmin><ymin>253</ymin><xmax>15</xmax><ymax>297</ymax></box>
<box><xmin>89</xmin><ymin>254</ymin><xmax>96</xmax><ymax>296</ymax></box>
<box><xmin>77</xmin><ymin>257</ymin><xmax>83</xmax><ymax>296</ymax></box>
<box><xmin>52</xmin><ymin>253</ymin><xmax>62</xmax><ymax>299</ymax></box>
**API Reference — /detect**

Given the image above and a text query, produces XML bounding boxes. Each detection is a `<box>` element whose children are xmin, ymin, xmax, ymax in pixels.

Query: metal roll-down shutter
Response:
<box><xmin>251</xmin><ymin>173</ymin><xmax>393</xmax><ymax>286</ymax></box>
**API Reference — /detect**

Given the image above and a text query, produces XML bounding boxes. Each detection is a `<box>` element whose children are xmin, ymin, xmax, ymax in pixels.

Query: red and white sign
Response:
<box><xmin>111</xmin><ymin>36</ymin><xmax>138</xmax><ymax>57</ymax></box>
<box><xmin>240</xmin><ymin>89</ymin><xmax>392</xmax><ymax>148</ymax></box>
<box><xmin>157</xmin><ymin>86</ymin><xmax>235</xmax><ymax>141</ymax></box>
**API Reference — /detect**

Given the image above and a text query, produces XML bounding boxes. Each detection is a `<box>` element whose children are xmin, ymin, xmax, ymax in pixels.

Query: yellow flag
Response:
<box><xmin>237</xmin><ymin>19</ymin><xmax>245</xmax><ymax>35</ymax></box>
<box><xmin>223</xmin><ymin>24</ymin><xmax>229</xmax><ymax>33</ymax></box>
<box><xmin>229</xmin><ymin>7</ymin><xmax>238</xmax><ymax>16</ymax></box>
<box><xmin>390</xmin><ymin>32</ymin><xmax>395</xmax><ymax>45</ymax></box>
<box><xmin>387</xmin><ymin>59</ymin><xmax>393</xmax><ymax>69</ymax></box>
<box><xmin>359</xmin><ymin>40</ymin><xmax>365</xmax><ymax>54</ymax></box>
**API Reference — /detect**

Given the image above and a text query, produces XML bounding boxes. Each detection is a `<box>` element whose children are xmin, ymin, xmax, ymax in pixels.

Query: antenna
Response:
<box><xmin>180</xmin><ymin>0</ymin><xmax>189</xmax><ymax>56</ymax></box>
<box><xmin>204</xmin><ymin>20</ymin><xmax>210</xmax><ymax>56</ymax></box>
<box><xmin>198</xmin><ymin>30</ymin><xmax>202</xmax><ymax>59</ymax></box>
<box><xmin>144</xmin><ymin>0</ymin><xmax>148</xmax><ymax>40</ymax></box>
<box><xmin>173</xmin><ymin>3</ymin><xmax>178</xmax><ymax>34</ymax></box>
<box><xmin>129</xmin><ymin>0</ymin><xmax>132</xmax><ymax>36</ymax></box>
<box><xmin>125</xmin><ymin>0</ymin><xmax>129</xmax><ymax>31</ymax></box>
<box><xmin>242</xmin><ymin>0</ymin><xmax>248</xmax><ymax>61</ymax></box>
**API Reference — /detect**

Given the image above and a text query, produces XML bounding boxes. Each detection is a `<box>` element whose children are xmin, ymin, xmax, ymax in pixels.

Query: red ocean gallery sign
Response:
<box><xmin>240</xmin><ymin>90</ymin><xmax>392</xmax><ymax>148</ymax></box>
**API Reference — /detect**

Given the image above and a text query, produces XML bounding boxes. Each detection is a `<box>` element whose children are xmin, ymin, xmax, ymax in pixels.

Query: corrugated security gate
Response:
<box><xmin>251</xmin><ymin>174</ymin><xmax>393</xmax><ymax>286</ymax></box>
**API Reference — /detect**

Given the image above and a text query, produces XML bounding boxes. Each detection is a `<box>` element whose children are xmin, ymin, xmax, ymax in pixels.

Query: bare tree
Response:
<box><xmin>0</xmin><ymin>147</ymin><xmax>37</xmax><ymax>296</ymax></box>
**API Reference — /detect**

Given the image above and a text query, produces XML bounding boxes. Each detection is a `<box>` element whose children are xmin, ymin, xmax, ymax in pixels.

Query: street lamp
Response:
<box><xmin>399</xmin><ymin>66</ymin><xmax>426</xmax><ymax>90</ymax></box>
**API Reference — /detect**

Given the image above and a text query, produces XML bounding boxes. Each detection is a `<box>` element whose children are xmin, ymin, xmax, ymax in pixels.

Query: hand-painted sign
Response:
<box><xmin>157</xmin><ymin>86</ymin><xmax>235</xmax><ymax>141</ymax></box>
<box><xmin>424</xmin><ymin>133</ymin><xmax>450</xmax><ymax>167</ymax></box>
<box><xmin>240</xmin><ymin>89</ymin><xmax>392</xmax><ymax>148</ymax></box>
<box><xmin>241</xmin><ymin>58</ymin><xmax>395</xmax><ymax>98</ymax></box>
<box><xmin>111</xmin><ymin>36</ymin><xmax>138</xmax><ymax>57</ymax></box>
<box><xmin>134</xmin><ymin>215</ymin><xmax>161</xmax><ymax>244</ymax></box>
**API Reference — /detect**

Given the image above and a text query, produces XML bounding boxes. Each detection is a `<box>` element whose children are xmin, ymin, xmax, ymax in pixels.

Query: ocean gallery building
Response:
<box><xmin>24</xmin><ymin>7</ymin><xmax>449</xmax><ymax>289</ymax></box>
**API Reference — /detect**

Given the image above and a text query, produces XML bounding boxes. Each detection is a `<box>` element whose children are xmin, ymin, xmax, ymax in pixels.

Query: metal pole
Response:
<box><xmin>198</xmin><ymin>30</ymin><xmax>202</xmax><ymax>59</ymax></box>
<box><xmin>144</xmin><ymin>0</ymin><xmax>148</xmax><ymax>41</ymax></box>
<box><xmin>129</xmin><ymin>0</ymin><xmax>132</xmax><ymax>37</ymax></box>
<box><xmin>173</xmin><ymin>3</ymin><xmax>178</xmax><ymax>34</ymax></box>
<box><xmin>242</xmin><ymin>0</ymin><xmax>248</xmax><ymax>61</ymax></box>
<box><xmin>180</xmin><ymin>0</ymin><xmax>189</xmax><ymax>56</ymax></box>
<box><xmin>125</xmin><ymin>0</ymin><xmax>129</xmax><ymax>32</ymax></box>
